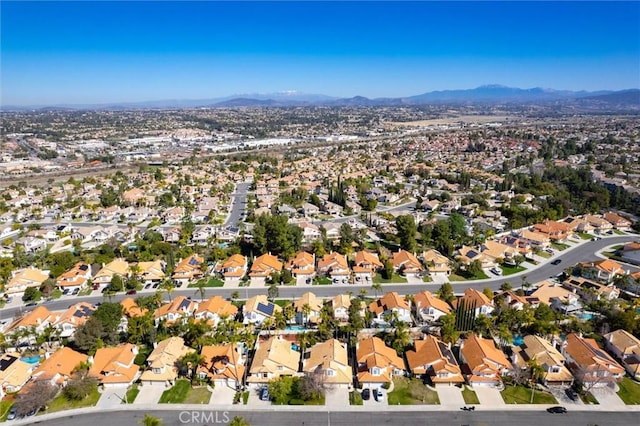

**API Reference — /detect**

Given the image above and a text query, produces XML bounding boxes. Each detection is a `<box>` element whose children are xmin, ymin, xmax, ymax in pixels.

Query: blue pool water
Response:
<box><xmin>577</xmin><ymin>312</ymin><xmax>594</xmax><ymax>320</ymax></box>
<box><xmin>285</xmin><ymin>325</ymin><xmax>306</xmax><ymax>332</ymax></box>
<box><xmin>21</xmin><ymin>355</ymin><xmax>41</xmax><ymax>365</ymax></box>
<box><xmin>291</xmin><ymin>344</ymin><xmax>300</xmax><ymax>351</ymax></box>
<box><xmin>512</xmin><ymin>335</ymin><xmax>524</xmax><ymax>346</ymax></box>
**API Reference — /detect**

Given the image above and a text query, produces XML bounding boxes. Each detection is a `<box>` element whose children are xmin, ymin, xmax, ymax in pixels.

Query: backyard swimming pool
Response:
<box><xmin>20</xmin><ymin>355</ymin><xmax>41</xmax><ymax>365</ymax></box>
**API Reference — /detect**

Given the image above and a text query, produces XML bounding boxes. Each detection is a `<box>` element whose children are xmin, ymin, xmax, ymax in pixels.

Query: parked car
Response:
<box><xmin>489</xmin><ymin>267</ymin><xmax>501</xmax><ymax>276</ymax></box>
<box><xmin>62</xmin><ymin>288</ymin><xmax>70</xmax><ymax>295</ymax></box>
<box><xmin>126</xmin><ymin>290</ymin><xmax>137</xmax><ymax>295</ymax></box>
<box><xmin>361</xmin><ymin>388</ymin><xmax>371</xmax><ymax>400</ymax></box>
<box><xmin>93</xmin><ymin>284</ymin><xmax>99</xmax><ymax>290</ymax></box>
<box><xmin>72</xmin><ymin>288</ymin><xmax>80</xmax><ymax>295</ymax></box>
<box><xmin>547</xmin><ymin>406</ymin><xmax>567</xmax><ymax>414</ymax></box>
<box><xmin>259</xmin><ymin>387</ymin><xmax>270</xmax><ymax>401</ymax></box>
<box><xmin>592</xmin><ymin>236</ymin><xmax>601</xmax><ymax>241</ymax></box>
<box><xmin>551</xmin><ymin>259</ymin><xmax>562</xmax><ymax>265</ymax></box>
<box><xmin>6</xmin><ymin>406</ymin><xmax>17</xmax><ymax>420</ymax></box>
<box><xmin>565</xmin><ymin>388</ymin><xmax>578</xmax><ymax>401</ymax></box>
<box><xmin>374</xmin><ymin>388</ymin><xmax>385</xmax><ymax>402</ymax></box>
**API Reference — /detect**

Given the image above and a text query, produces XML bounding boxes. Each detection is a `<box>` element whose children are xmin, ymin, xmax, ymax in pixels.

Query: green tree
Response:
<box><xmin>92</xmin><ymin>302</ymin><xmax>124</xmax><ymax>344</ymax></box>
<box><xmin>110</xmin><ymin>274</ymin><xmax>124</xmax><ymax>292</ymax></box>
<box><xmin>140</xmin><ymin>414</ymin><xmax>163</xmax><ymax>426</ymax></box>
<box><xmin>63</xmin><ymin>376</ymin><xmax>98</xmax><ymax>401</ymax></box>
<box><xmin>382</xmin><ymin>260</ymin><xmax>394</xmax><ymax>280</ymax></box>
<box><xmin>229</xmin><ymin>416</ymin><xmax>251</xmax><ymax>426</ymax></box>
<box><xmin>436</xmin><ymin>282</ymin><xmax>455</xmax><ymax>304</ymax></box>
<box><xmin>268</xmin><ymin>376</ymin><xmax>294</xmax><ymax>405</ymax></box>
<box><xmin>396</xmin><ymin>215</ymin><xmax>417</xmax><ymax>252</ymax></box>
<box><xmin>267</xmin><ymin>283</ymin><xmax>279</xmax><ymax>301</ymax></box>
<box><xmin>22</xmin><ymin>286</ymin><xmax>41</xmax><ymax>302</ymax></box>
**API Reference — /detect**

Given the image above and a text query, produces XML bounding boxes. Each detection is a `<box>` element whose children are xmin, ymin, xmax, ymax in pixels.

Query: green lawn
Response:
<box><xmin>500</xmin><ymin>385</ymin><xmax>558</xmax><ymax>404</ymax></box>
<box><xmin>422</xmin><ymin>275</ymin><xmax>433</xmax><ymax>283</ymax></box>
<box><xmin>614</xmin><ymin>230</ymin><xmax>626</xmax><ymax>235</ymax></box>
<box><xmin>461</xmin><ymin>387</ymin><xmax>480</xmax><ymax>404</ymax></box>
<box><xmin>577</xmin><ymin>232</ymin><xmax>592</xmax><ymax>240</ymax></box>
<box><xmin>537</xmin><ymin>252</ymin><xmax>552</xmax><ymax>259</ymax></box>
<box><xmin>388</xmin><ymin>377</ymin><xmax>440</xmax><ymax>405</ymax></box>
<box><xmin>551</xmin><ymin>242</ymin><xmax>570</xmax><ymax>251</ymax></box>
<box><xmin>77</xmin><ymin>287</ymin><xmax>92</xmax><ymax>296</ymax></box>
<box><xmin>617</xmin><ymin>377</ymin><xmax>640</xmax><ymax>404</ymax></box>
<box><xmin>372</xmin><ymin>273</ymin><xmax>407</xmax><ymax>284</ymax></box>
<box><xmin>580</xmin><ymin>391</ymin><xmax>599</xmax><ymax>405</ymax></box>
<box><xmin>123</xmin><ymin>384</ymin><xmax>139</xmax><ymax>404</ymax></box>
<box><xmin>500</xmin><ymin>265</ymin><xmax>526</xmax><ymax>276</ymax></box>
<box><xmin>188</xmin><ymin>278</ymin><xmax>224</xmax><ymax>288</ymax></box>
<box><xmin>449</xmin><ymin>273</ymin><xmax>467</xmax><ymax>282</ymax></box>
<box><xmin>349</xmin><ymin>391</ymin><xmax>363</xmax><ymax>405</ymax></box>
<box><xmin>45</xmin><ymin>386</ymin><xmax>101</xmax><ymax>413</ymax></box>
<box><xmin>159</xmin><ymin>379</ymin><xmax>191</xmax><ymax>403</ymax></box>
<box><xmin>0</xmin><ymin>399</ymin><xmax>14</xmax><ymax>422</ymax></box>
<box><xmin>313</xmin><ymin>276</ymin><xmax>332</xmax><ymax>285</ymax></box>
<box><xmin>183</xmin><ymin>387</ymin><xmax>212</xmax><ymax>404</ymax></box>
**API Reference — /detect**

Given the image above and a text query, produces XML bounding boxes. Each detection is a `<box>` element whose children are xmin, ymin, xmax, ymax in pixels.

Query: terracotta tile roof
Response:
<box><xmin>154</xmin><ymin>296</ymin><xmax>198</xmax><ymax>319</ymax></box>
<box><xmin>6</xmin><ymin>306</ymin><xmax>54</xmax><ymax>332</ymax></box>
<box><xmin>330</xmin><ymin>294</ymin><xmax>351</xmax><ymax>310</ymax></box>
<box><xmin>195</xmin><ymin>295</ymin><xmax>238</xmax><ymax>317</ymax></box>
<box><xmin>413</xmin><ymin>291</ymin><xmax>451</xmax><ymax>314</ymax></box>
<box><xmin>32</xmin><ymin>347</ymin><xmax>88</xmax><ymax>383</ymax></box>
<box><xmin>565</xmin><ymin>333</ymin><xmax>624</xmax><ymax>375</ymax></box>
<box><xmin>356</xmin><ymin>336</ymin><xmax>404</xmax><ymax>375</ymax></box>
<box><xmin>140</xmin><ymin>337</ymin><xmax>194</xmax><ymax>382</ymax></box>
<box><xmin>303</xmin><ymin>339</ymin><xmax>352</xmax><ymax>384</ymax></box>
<box><xmin>406</xmin><ymin>336</ymin><xmax>463</xmax><ymax>382</ymax></box>
<box><xmin>243</xmin><ymin>295</ymin><xmax>282</xmax><ymax>318</ymax></box>
<box><xmin>249</xmin><ymin>336</ymin><xmax>300</xmax><ymax>376</ymax></box>
<box><xmin>54</xmin><ymin>302</ymin><xmax>96</xmax><ymax>328</ymax></box>
<box><xmin>391</xmin><ymin>250</ymin><xmax>423</xmax><ymax>272</ymax></box>
<box><xmin>317</xmin><ymin>252</ymin><xmax>349</xmax><ymax>275</ymax></box>
<box><xmin>512</xmin><ymin>335</ymin><xmax>573</xmax><ymax>383</ymax></box>
<box><xmin>461</xmin><ymin>334</ymin><xmax>512</xmax><ymax>380</ymax></box>
<box><xmin>197</xmin><ymin>344</ymin><xmax>245</xmax><ymax>381</ymax></box>
<box><xmin>121</xmin><ymin>297</ymin><xmax>148</xmax><ymax>318</ymax></box>
<box><xmin>249</xmin><ymin>253</ymin><xmax>283</xmax><ymax>277</ymax></box>
<box><xmin>369</xmin><ymin>292</ymin><xmax>410</xmax><ymax>315</ymax></box>
<box><xmin>88</xmin><ymin>344</ymin><xmax>140</xmax><ymax>385</ymax></box>
<box><xmin>354</xmin><ymin>250</ymin><xmax>383</xmax><ymax>270</ymax></box>
<box><xmin>294</xmin><ymin>292</ymin><xmax>323</xmax><ymax>313</ymax></box>
<box><xmin>172</xmin><ymin>254</ymin><xmax>204</xmax><ymax>280</ymax></box>
<box><xmin>452</xmin><ymin>288</ymin><xmax>492</xmax><ymax>310</ymax></box>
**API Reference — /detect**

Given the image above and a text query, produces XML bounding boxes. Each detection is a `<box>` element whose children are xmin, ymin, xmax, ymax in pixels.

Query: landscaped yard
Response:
<box><xmin>0</xmin><ymin>399</ymin><xmax>14</xmax><ymax>421</ymax></box>
<box><xmin>349</xmin><ymin>391</ymin><xmax>363</xmax><ymax>405</ymax></box>
<box><xmin>123</xmin><ymin>384</ymin><xmax>140</xmax><ymax>404</ymax></box>
<box><xmin>500</xmin><ymin>265</ymin><xmax>526</xmax><ymax>276</ymax></box>
<box><xmin>461</xmin><ymin>387</ymin><xmax>480</xmax><ymax>404</ymax></box>
<box><xmin>313</xmin><ymin>276</ymin><xmax>332</xmax><ymax>285</ymax></box>
<box><xmin>159</xmin><ymin>380</ymin><xmax>191</xmax><ymax>403</ymax></box>
<box><xmin>577</xmin><ymin>232</ymin><xmax>592</xmax><ymax>240</ymax></box>
<box><xmin>580</xmin><ymin>391</ymin><xmax>599</xmax><ymax>404</ymax></box>
<box><xmin>183</xmin><ymin>387</ymin><xmax>212</xmax><ymax>404</ymax></box>
<box><xmin>617</xmin><ymin>377</ymin><xmax>640</xmax><ymax>404</ymax></box>
<box><xmin>551</xmin><ymin>242</ymin><xmax>570</xmax><ymax>251</ymax></box>
<box><xmin>387</xmin><ymin>377</ymin><xmax>440</xmax><ymax>405</ymax></box>
<box><xmin>500</xmin><ymin>385</ymin><xmax>558</xmax><ymax>404</ymax></box>
<box><xmin>45</xmin><ymin>386</ymin><xmax>101</xmax><ymax>413</ymax></box>
<box><xmin>422</xmin><ymin>275</ymin><xmax>433</xmax><ymax>283</ymax></box>
<box><xmin>373</xmin><ymin>273</ymin><xmax>407</xmax><ymax>284</ymax></box>
<box><xmin>188</xmin><ymin>278</ymin><xmax>224</xmax><ymax>288</ymax></box>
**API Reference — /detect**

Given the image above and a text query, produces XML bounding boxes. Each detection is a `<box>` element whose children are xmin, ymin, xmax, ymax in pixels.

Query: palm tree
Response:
<box><xmin>161</xmin><ymin>279</ymin><xmax>175</xmax><ymax>302</ymax></box>
<box><xmin>301</xmin><ymin>303</ymin><xmax>312</xmax><ymax>326</ymax></box>
<box><xmin>194</xmin><ymin>278</ymin><xmax>207</xmax><ymax>302</ymax></box>
<box><xmin>140</xmin><ymin>413</ymin><xmax>163</xmax><ymax>426</ymax></box>
<box><xmin>371</xmin><ymin>282</ymin><xmax>382</xmax><ymax>298</ymax></box>
<box><xmin>229</xmin><ymin>416</ymin><xmax>251</xmax><ymax>426</ymax></box>
<box><xmin>527</xmin><ymin>359</ymin><xmax>545</xmax><ymax>403</ymax></box>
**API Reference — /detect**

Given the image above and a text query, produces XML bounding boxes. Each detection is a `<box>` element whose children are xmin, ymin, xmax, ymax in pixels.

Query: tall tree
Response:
<box><xmin>396</xmin><ymin>215</ymin><xmax>417</xmax><ymax>252</ymax></box>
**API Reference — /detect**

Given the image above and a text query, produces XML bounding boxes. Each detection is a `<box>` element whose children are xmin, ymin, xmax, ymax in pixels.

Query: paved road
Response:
<box><xmin>17</xmin><ymin>408</ymin><xmax>640</xmax><ymax>426</ymax></box>
<box><xmin>225</xmin><ymin>182</ymin><xmax>251</xmax><ymax>227</ymax></box>
<box><xmin>1</xmin><ymin>235</ymin><xmax>637</xmax><ymax>321</ymax></box>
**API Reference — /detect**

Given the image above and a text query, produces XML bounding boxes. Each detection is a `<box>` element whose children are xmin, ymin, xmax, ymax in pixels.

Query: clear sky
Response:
<box><xmin>1</xmin><ymin>1</ymin><xmax>639</xmax><ymax>106</ymax></box>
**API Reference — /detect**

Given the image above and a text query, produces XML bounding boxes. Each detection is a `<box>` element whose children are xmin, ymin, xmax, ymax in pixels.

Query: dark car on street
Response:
<box><xmin>565</xmin><ymin>388</ymin><xmax>578</xmax><ymax>401</ymax></box>
<box><xmin>362</xmin><ymin>388</ymin><xmax>370</xmax><ymax>400</ymax></box>
<box><xmin>551</xmin><ymin>259</ymin><xmax>562</xmax><ymax>265</ymax></box>
<box><xmin>547</xmin><ymin>406</ymin><xmax>567</xmax><ymax>414</ymax></box>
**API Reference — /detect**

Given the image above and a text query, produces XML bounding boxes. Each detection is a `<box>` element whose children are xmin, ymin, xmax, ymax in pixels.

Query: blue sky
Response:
<box><xmin>1</xmin><ymin>1</ymin><xmax>639</xmax><ymax>105</ymax></box>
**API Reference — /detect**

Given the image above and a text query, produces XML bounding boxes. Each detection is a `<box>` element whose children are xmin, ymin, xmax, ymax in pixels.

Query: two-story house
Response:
<box><xmin>154</xmin><ymin>296</ymin><xmax>199</xmax><ymax>325</ymax></box>
<box><xmin>413</xmin><ymin>290</ymin><xmax>451</xmax><ymax>323</ymax></box>
<box><xmin>31</xmin><ymin>347</ymin><xmax>88</xmax><ymax>387</ymax></box>
<box><xmin>452</xmin><ymin>288</ymin><xmax>494</xmax><ymax>317</ymax></box>
<box><xmin>214</xmin><ymin>254</ymin><xmax>248</xmax><ymax>285</ymax></box>
<box><xmin>352</xmin><ymin>250</ymin><xmax>383</xmax><ymax>284</ymax></box>
<box><xmin>368</xmin><ymin>292</ymin><xmax>412</xmax><ymax>324</ymax></box>
<box><xmin>459</xmin><ymin>334</ymin><xmax>512</xmax><ymax>387</ymax></box>
<box><xmin>139</xmin><ymin>336</ymin><xmax>195</xmax><ymax>386</ymax></box>
<box><xmin>88</xmin><ymin>344</ymin><xmax>140</xmax><ymax>387</ymax></box>
<box><xmin>4</xmin><ymin>267</ymin><xmax>50</xmax><ymax>299</ymax></box>
<box><xmin>93</xmin><ymin>258</ymin><xmax>130</xmax><ymax>289</ymax></box>
<box><xmin>197</xmin><ymin>343</ymin><xmax>245</xmax><ymax>389</ymax></box>
<box><xmin>406</xmin><ymin>335</ymin><xmax>464</xmax><ymax>385</ymax></box>
<box><xmin>302</xmin><ymin>339</ymin><xmax>352</xmax><ymax>387</ymax></box>
<box><xmin>511</xmin><ymin>335</ymin><xmax>574</xmax><ymax>386</ymax></box>
<box><xmin>242</xmin><ymin>295</ymin><xmax>282</xmax><ymax>326</ymax></box>
<box><xmin>53</xmin><ymin>302</ymin><xmax>96</xmax><ymax>338</ymax></box>
<box><xmin>603</xmin><ymin>329</ymin><xmax>640</xmax><ymax>381</ymax></box>
<box><xmin>317</xmin><ymin>252</ymin><xmax>350</xmax><ymax>284</ymax></box>
<box><xmin>293</xmin><ymin>292</ymin><xmax>323</xmax><ymax>325</ymax></box>
<box><xmin>391</xmin><ymin>250</ymin><xmax>424</xmax><ymax>278</ymax></box>
<box><xmin>172</xmin><ymin>254</ymin><xmax>204</xmax><ymax>287</ymax></box>
<box><xmin>356</xmin><ymin>336</ymin><xmax>405</xmax><ymax>389</ymax></box>
<box><xmin>194</xmin><ymin>295</ymin><xmax>238</xmax><ymax>326</ymax></box>
<box><xmin>562</xmin><ymin>333</ymin><xmax>624</xmax><ymax>389</ymax></box>
<box><xmin>287</xmin><ymin>251</ymin><xmax>316</xmax><ymax>285</ymax></box>
<box><xmin>247</xmin><ymin>336</ymin><xmax>300</xmax><ymax>384</ymax></box>
<box><xmin>56</xmin><ymin>262</ymin><xmax>92</xmax><ymax>293</ymax></box>
<box><xmin>0</xmin><ymin>353</ymin><xmax>33</xmax><ymax>397</ymax></box>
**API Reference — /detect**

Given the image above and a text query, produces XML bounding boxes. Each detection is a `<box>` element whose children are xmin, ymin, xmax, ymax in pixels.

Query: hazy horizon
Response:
<box><xmin>2</xmin><ymin>1</ymin><xmax>639</xmax><ymax>106</ymax></box>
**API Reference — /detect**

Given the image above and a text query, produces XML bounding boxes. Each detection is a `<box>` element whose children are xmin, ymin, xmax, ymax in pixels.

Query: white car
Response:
<box><xmin>374</xmin><ymin>388</ymin><xmax>386</xmax><ymax>402</ymax></box>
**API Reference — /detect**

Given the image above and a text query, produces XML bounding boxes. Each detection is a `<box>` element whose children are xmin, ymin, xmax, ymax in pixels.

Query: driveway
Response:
<box><xmin>209</xmin><ymin>383</ymin><xmax>236</xmax><ymax>405</ymax></box>
<box><xmin>473</xmin><ymin>386</ymin><xmax>505</xmax><ymax>406</ymax></box>
<box><xmin>436</xmin><ymin>385</ymin><xmax>465</xmax><ymax>406</ymax></box>
<box><xmin>548</xmin><ymin>386</ymin><xmax>584</xmax><ymax>406</ymax></box>
<box><xmin>133</xmin><ymin>384</ymin><xmax>166</xmax><ymax>405</ymax></box>
<box><xmin>590</xmin><ymin>387</ymin><xmax>626</xmax><ymax>408</ymax></box>
<box><xmin>325</xmin><ymin>385</ymin><xmax>350</xmax><ymax>408</ymax></box>
<box><xmin>246</xmin><ymin>384</ymin><xmax>271</xmax><ymax>407</ymax></box>
<box><xmin>97</xmin><ymin>387</ymin><xmax>128</xmax><ymax>408</ymax></box>
<box><xmin>250</xmin><ymin>277</ymin><xmax>266</xmax><ymax>288</ymax></box>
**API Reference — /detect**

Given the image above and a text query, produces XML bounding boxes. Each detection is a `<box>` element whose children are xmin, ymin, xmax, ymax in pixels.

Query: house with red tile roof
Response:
<box><xmin>406</xmin><ymin>335</ymin><xmax>464</xmax><ymax>384</ymax></box>
<box><xmin>172</xmin><ymin>254</ymin><xmax>204</xmax><ymax>287</ymax></box>
<box><xmin>452</xmin><ymin>288</ymin><xmax>494</xmax><ymax>316</ymax></box>
<box><xmin>368</xmin><ymin>292</ymin><xmax>412</xmax><ymax>324</ymax></box>
<box><xmin>194</xmin><ymin>295</ymin><xmax>238</xmax><ymax>326</ymax></box>
<box><xmin>31</xmin><ymin>347</ymin><xmax>88</xmax><ymax>387</ymax></box>
<box><xmin>214</xmin><ymin>254</ymin><xmax>247</xmax><ymax>285</ymax></box>
<box><xmin>249</xmin><ymin>253</ymin><xmax>283</xmax><ymax>279</ymax></box>
<box><xmin>154</xmin><ymin>296</ymin><xmax>198</xmax><ymax>325</ymax></box>
<box><xmin>56</xmin><ymin>262</ymin><xmax>92</xmax><ymax>292</ymax></box>
<box><xmin>459</xmin><ymin>334</ymin><xmax>512</xmax><ymax>387</ymax></box>
<box><xmin>197</xmin><ymin>343</ymin><xmax>245</xmax><ymax>388</ymax></box>
<box><xmin>287</xmin><ymin>251</ymin><xmax>316</xmax><ymax>284</ymax></box>
<box><xmin>562</xmin><ymin>333</ymin><xmax>624</xmax><ymax>389</ymax></box>
<box><xmin>88</xmin><ymin>344</ymin><xmax>140</xmax><ymax>387</ymax></box>
<box><xmin>578</xmin><ymin>259</ymin><xmax>625</xmax><ymax>283</ymax></box>
<box><xmin>413</xmin><ymin>290</ymin><xmax>451</xmax><ymax>322</ymax></box>
<box><xmin>356</xmin><ymin>337</ymin><xmax>405</xmax><ymax>389</ymax></box>
<box><xmin>352</xmin><ymin>250</ymin><xmax>383</xmax><ymax>284</ymax></box>
<box><xmin>391</xmin><ymin>250</ymin><xmax>423</xmax><ymax>278</ymax></box>
<box><xmin>317</xmin><ymin>252</ymin><xmax>350</xmax><ymax>284</ymax></box>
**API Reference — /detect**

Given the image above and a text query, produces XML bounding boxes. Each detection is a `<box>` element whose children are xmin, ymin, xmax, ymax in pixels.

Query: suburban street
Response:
<box><xmin>13</xmin><ymin>407</ymin><xmax>640</xmax><ymax>426</ymax></box>
<box><xmin>225</xmin><ymin>182</ymin><xmax>251</xmax><ymax>227</ymax></box>
<box><xmin>1</xmin><ymin>235</ymin><xmax>637</xmax><ymax>321</ymax></box>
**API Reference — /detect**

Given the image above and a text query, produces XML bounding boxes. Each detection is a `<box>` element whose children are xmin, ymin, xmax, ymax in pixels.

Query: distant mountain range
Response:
<box><xmin>3</xmin><ymin>86</ymin><xmax>639</xmax><ymax>110</ymax></box>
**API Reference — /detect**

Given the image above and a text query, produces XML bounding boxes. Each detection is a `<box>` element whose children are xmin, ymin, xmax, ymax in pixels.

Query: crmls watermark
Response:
<box><xmin>179</xmin><ymin>411</ymin><xmax>231</xmax><ymax>424</ymax></box>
